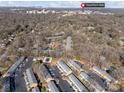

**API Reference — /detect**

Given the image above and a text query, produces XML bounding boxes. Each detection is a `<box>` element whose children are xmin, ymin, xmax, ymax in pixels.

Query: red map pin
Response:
<box><xmin>80</xmin><ymin>3</ymin><xmax>85</xmax><ymax>9</ymax></box>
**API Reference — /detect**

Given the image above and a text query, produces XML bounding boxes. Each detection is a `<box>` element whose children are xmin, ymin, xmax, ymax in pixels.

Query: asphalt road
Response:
<box><xmin>14</xmin><ymin>57</ymin><xmax>33</xmax><ymax>92</ymax></box>
<box><xmin>14</xmin><ymin>69</ymin><xmax>27</xmax><ymax>92</ymax></box>
<box><xmin>51</xmin><ymin>65</ymin><xmax>74</xmax><ymax>92</ymax></box>
<box><xmin>88</xmin><ymin>71</ymin><xmax>107</xmax><ymax>89</ymax></box>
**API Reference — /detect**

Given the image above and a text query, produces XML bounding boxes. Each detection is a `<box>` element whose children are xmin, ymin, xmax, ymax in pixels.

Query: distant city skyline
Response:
<box><xmin>0</xmin><ymin>1</ymin><xmax>124</xmax><ymax>8</ymax></box>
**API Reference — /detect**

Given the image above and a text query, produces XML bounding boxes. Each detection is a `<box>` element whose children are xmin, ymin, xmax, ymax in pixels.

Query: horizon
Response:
<box><xmin>0</xmin><ymin>1</ymin><xmax>124</xmax><ymax>8</ymax></box>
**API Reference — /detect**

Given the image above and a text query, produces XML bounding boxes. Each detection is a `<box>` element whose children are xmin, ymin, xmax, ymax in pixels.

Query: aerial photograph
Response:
<box><xmin>0</xmin><ymin>1</ymin><xmax>123</xmax><ymax>92</ymax></box>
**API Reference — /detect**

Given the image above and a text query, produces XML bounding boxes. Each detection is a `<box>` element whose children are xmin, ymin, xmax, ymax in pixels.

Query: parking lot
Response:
<box><xmin>14</xmin><ymin>57</ymin><xmax>33</xmax><ymax>92</ymax></box>
<box><xmin>50</xmin><ymin>65</ymin><xmax>74</xmax><ymax>92</ymax></box>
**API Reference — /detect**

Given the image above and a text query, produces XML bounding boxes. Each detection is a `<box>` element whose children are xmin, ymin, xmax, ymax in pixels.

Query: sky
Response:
<box><xmin>0</xmin><ymin>1</ymin><xmax>124</xmax><ymax>8</ymax></box>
